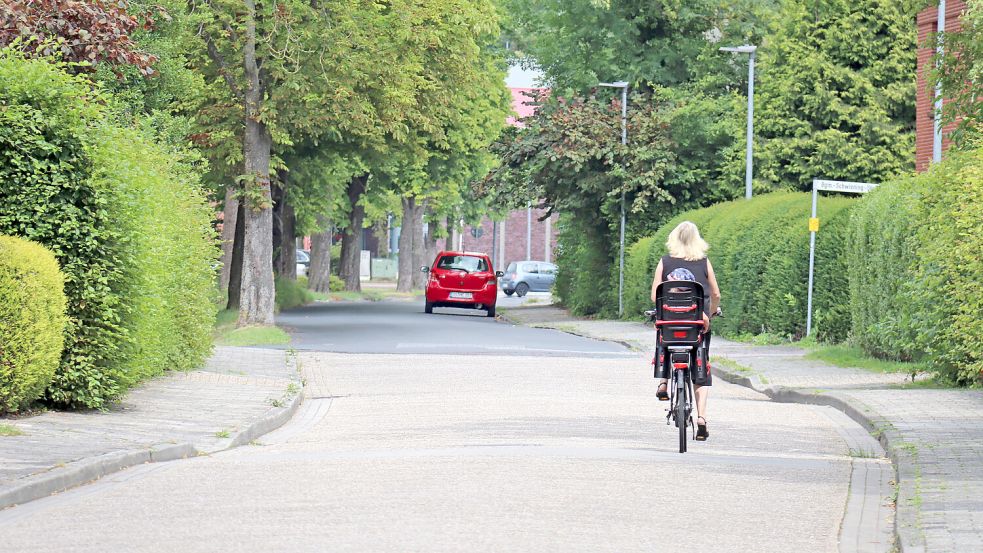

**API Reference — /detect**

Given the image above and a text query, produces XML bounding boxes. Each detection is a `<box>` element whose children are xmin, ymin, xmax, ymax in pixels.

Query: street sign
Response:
<box><xmin>813</xmin><ymin>180</ymin><xmax>878</xmax><ymax>194</ymax></box>
<box><xmin>806</xmin><ymin>179</ymin><xmax>878</xmax><ymax>337</ymax></box>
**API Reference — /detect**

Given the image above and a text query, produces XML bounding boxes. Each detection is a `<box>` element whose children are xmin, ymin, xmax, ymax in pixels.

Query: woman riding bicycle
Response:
<box><xmin>650</xmin><ymin>221</ymin><xmax>721</xmax><ymax>441</ymax></box>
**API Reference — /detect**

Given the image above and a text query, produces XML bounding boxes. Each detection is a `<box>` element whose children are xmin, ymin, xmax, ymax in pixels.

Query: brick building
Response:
<box><xmin>457</xmin><ymin>207</ymin><xmax>559</xmax><ymax>271</ymax></box>
<box><xmin>915</xmin><ymin>1</ymin><xmax>967</xmax><ymax>171</ymax></box>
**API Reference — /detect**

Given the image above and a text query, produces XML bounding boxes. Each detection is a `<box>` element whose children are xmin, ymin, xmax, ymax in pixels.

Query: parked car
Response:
<box><xmin>296</xmin><ymin>249</ymin><xmax>311</xmax><ymax>277</ymax></box>
<box><xmin>422</xmin><ymin>251</ymin><xmax>503</xmax><ymax>317</ymax></box>
<box><xmin>501</xmin><ymin>261</ymin><xmax>557</xmax><ymax>297</ymax></box>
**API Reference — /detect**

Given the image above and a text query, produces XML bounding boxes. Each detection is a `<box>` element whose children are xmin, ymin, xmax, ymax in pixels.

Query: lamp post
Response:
<box><xmin>599</xmin><ymin>80</ymin><xmax>629</xmax><ymax>316</ymax></box>
<box><xmin>719</xmin><ymin>45</ymin><xmax>757</xmax><ymax>200</ymax></box>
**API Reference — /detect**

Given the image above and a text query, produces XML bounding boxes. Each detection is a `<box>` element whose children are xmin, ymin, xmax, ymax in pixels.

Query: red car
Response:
<box><xmin>422</xmin><ymin>251</ymin><xmax>503</xmax><ymax>317</ymax></box>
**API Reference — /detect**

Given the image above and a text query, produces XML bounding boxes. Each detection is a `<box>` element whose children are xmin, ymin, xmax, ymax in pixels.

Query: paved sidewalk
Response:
<box><xmin>501</xmin><ymin>305</ymin><xmax>983</xmax><ymax>553</ymax></box>
<box><xmin>0</xmin><ymin>347</ymin><xmax>301</xmax><ymax>510</ymax></box>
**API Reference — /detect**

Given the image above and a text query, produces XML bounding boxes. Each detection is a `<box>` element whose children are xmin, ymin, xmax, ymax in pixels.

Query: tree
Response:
<box><xmin>0</xmin><ymin>0</ymin><xmax>158</xmax><ymax>75</ymax></box>
<box><xmin>500</xmin><ymin>0</ymin><xmax>774</xmax><ymax>94</ymax></box>
<box><xmin>187</xmin><ymin>0</ymin><xmax>428</xmax><ymax>323</ymax></box>
<box><xmin>754</xmin><ymin>0</ymin><xmax>919</xmax><ymax>190</ymax></box>
<box><xmin>323</xmin><ymin>0</ymin><xmax>510</xmax><ymax>292</ymax></box>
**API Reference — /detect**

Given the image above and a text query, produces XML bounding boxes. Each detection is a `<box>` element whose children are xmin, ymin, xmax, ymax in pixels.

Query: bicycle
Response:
<box><xmin>646</xmin><ymin>280</ymin><xmax>716</xmax><ymax>453</ymax></box>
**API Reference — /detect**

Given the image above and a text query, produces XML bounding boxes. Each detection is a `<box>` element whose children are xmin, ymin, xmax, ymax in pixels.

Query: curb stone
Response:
<box><xmin>0</xmin><ymin>385</ymin><xmax>303</xmax><ymax>511</ymax></box>
<box><xmin>497</xmin><ymin>309</ymin><xmax>643</xmax><ymax>352</ymax></box>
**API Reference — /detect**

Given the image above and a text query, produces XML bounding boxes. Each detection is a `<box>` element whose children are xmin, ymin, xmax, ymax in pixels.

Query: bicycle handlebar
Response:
<box><xmin>645</xmin><ymin>307</ymin><xmax>723</xmax><ymax>322</ymax></box>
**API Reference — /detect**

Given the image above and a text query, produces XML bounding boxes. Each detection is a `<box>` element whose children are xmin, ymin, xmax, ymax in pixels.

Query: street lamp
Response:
<box><xmin>599</xmin><ymin>80</ymin><xmax>629</xmax><ymax>316</ymax></box>
<box><xmin>719</xmin><ymin>45</ymin><xmax>757</xmax><ymax>200</ymax></box>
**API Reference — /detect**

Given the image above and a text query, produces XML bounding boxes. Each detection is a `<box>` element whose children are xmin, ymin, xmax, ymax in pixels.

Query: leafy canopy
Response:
<box><xmin>755</xmin><ymin>0</ymin><xmax>919</xmax><ymax>190</ymax></box>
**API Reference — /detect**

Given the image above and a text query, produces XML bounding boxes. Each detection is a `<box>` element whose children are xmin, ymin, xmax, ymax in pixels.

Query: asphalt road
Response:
<box><xmin>275</xmin><ymin>298</ymin><xmax>632</xmax><ymax>357</ymax></box>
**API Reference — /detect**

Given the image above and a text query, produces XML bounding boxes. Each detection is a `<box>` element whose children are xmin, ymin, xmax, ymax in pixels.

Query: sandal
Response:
<box><xmin>656</xmin><ymin>382</ymin><xmax>669</xmax><ymax>401</ymax></box>
<box><xmin>695</xmin><ymin>417</ymin><xmax>709</xmax><ymax>441</ymax></box>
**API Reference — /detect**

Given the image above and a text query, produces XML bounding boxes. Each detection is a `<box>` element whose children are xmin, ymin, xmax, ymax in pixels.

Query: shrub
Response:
<box><xmin>275</xmin><ymin>276</ymin><xmax>315</xmax><ymax>311</ymax></box>
<box><xmin>89</xmin><ymin>125</ymin><xmax>218</xmax><ymax>386</ymax></box>
<box><xmin>0</xmin><ymin>50</ymin><xmax>129</xmax><ymax>407</ymax></box>
<box><xmin>849</xmin><ymin>147</ymin><xmax>983</xmax><ymax>385</ymax></box>
<box><xmin>0</xmin><ymin>49</ymin><xmax>217</xmax><ymax>407</ymax></box>
<box><xmin>0</xmin><ymin>236</ymin><xmax>68</xmax><ymax>413</ymax></box>
<box><xmin>624</xmin><ymin>192</ymin><xmax>856</xmax><ymax>340</ymax></box>
<box><xmin>329</xmin><ymin>274</ymin><xmax>345</xmax><ymax>292</ymax></box>
<box><xmin>554</xmin><ymin>217</ymin><xmax>617</xmax><ymax>317</ymax></box>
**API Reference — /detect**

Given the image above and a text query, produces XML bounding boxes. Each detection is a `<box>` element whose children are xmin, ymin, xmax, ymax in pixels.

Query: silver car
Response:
<box><xmin>296</xmin><ymin>249</ymin><xmax>310</xmax><ymax>277</ymax></box>
<box><xmin>501</xmin><ymin>261</ymin><xmax>557</xmax><ymax>297</ymax></box>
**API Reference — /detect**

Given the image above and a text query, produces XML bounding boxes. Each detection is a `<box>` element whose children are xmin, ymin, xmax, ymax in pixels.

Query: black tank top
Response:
<box><xmin>661</xmin><ymin>255</ymin><xmax>711</xmax><ymax>316</ymax></box>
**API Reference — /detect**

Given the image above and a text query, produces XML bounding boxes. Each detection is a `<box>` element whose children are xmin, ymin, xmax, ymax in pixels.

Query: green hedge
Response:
<box><xmin>90</xmin><ymin>125</ymin><xmax>219</xmax><ymax>387</ymax></box>
<box><xmin>0</xmin><ymin>49</ymin><xmax>217</xmax><ymax>407</ymax></box>
<box><xmin>849</xmin><ymin>147</ymin><xmax>983</xmax><ymax>385</ymax></box>
<box><xmin>624</xmin><ymin>192</ymin><xmax>856</xmax><ymax>341</ymax></box>
<box><xmin>554</xmin><ymin>217</ymin><xmax>618</xmax><ymax>316</ymax></box>
<box><xmin>0</xmin><ymin>236</ymin><xmax>68</xmax><ymax>413</ymax></box>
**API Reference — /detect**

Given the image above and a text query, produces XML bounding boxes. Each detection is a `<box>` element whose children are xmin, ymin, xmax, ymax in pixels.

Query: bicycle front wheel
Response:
<box><xmin>676</xmin><ymin>369</ymin><xmax>687</xmax><ymax>453</ymax></box>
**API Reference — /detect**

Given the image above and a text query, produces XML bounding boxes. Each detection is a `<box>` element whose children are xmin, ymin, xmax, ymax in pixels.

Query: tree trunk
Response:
<box><xmin>272</xmin><ymin>171</ymin><xmax>296</xmax><ymax>279</ymax></box>
<box><xmin>374</xmin><ymin>219</ymin><xmax>390</xmax><ymax>258</ymax></box>
<box><xmin>424</xmin><ymin>213</ymin><xmax>439</xmax><ymax>267</ymax></box>
<box><xmin>218</xmin><ymin>185</ymin><xmax>239</xmax><ymax>292</ymax></box>
<box><xmin>237</xmin><ymin>0</ymin><xmax>275</xmax><ymax>326</ymax></box>
<box><xmin>226</xmin><ymin>199</ymin><xmax>246</xmax><ymax>311</ymax></box>
<box><xmin>396</xmin><ymin>197</ymin><xmax>416</xmax><ymax>292</ymax></box>
<box><xmin>340</xmin><ymin>174</ymin><xmax>367</xmax><ymax>292</ymax></box>
<box><xmin>449</xmin><ymin>219</ymin><xmax>460</xmax><ymax>252</ymax></box>
<box><xmin>272</xmin><ymin>178</ymin><xmax>283</xmax><ymax>275</ymax></box>
<box><xmin>412</xmin><ymin>202</ymin><xmax>428</xmax><ymax>289</ymax></box>
<box><xmin>308</xmin><ymin>215</ymin><xmax>332</xmax><ymax>293</ymax></box>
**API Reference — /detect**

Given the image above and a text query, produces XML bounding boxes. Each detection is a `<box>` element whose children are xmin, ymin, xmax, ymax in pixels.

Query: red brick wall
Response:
<box><xmin>916</xmin><ymin>1</ymin><xmax>966</xmax><ymax>172</ymax></box>
<box><xmin>455</xmin><ymin>208</ymin><xmax>559</xmax><ymax>272</ymax></box>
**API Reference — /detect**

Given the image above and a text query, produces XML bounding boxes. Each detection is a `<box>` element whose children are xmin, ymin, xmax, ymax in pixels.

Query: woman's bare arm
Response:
<box><xmin>650</xmin><ymin>259</ymin><xmax>664</xmax><ymax>303</ymax></box>
<box><xmin>707</xmin><ymin>259</ymin><xmax>722</xmax><ymax>313</ymax></box>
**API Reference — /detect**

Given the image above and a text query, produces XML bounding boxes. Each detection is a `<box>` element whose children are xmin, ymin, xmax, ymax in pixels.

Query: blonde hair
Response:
<box><xmin>666</xmin><ymin>221</ymin><xmax>709</xmax><ymax>261</ymax></box>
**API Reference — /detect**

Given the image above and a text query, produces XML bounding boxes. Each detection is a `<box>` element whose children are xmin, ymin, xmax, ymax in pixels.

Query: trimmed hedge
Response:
<box><xmin>849</xmin><ymin>147</ymin><xmax>983</xmax><ymax>385</ymax></box>
<box><xmin>554</xmin><ymin>216</ymin><xmax>618</xmax><ymax>316</ymax></box>
<box><xmin>0</xmin><ymin>49</ymin><xmax>217</xmax><ymax>407</ymax></box>
<box><xmin>0</xmin><ymin>236</ymin><xmax>68</xmax><ymax>413</ymax></box>
<box><xmin>624</xmin><ymin>192</ymin><xmax>856</xmax><ymax>341</ymax></box>
<box><xmin>90</xmin><ymin>125</ymin><xmax>219</xmax><ymax>387</ymax></box>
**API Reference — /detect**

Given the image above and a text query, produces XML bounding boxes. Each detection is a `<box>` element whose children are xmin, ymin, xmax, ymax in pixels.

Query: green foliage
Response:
<box><xmin>623</xmin><ymin>235</ymin><xmax>657</xmax><ymax>317</ymax></box>
<box><xmin>275</xmin><ymin>277</ymin><xmax>315</xmax><ymax>311</ymax></box>
<box><xmin>0</xmin><ymin>50</ymin><xmax>217</xmax><ymax>407</ymax></box>
<box><xmin>0</xmin><ymin>49</ymin><xmax>129</xmax><ymax>407</ymax></box>
<box><xmin>553</xmin><ymin>218</ymin><xmax>618</xmax><ymax>316</ymax></box>
<box><xmin>849</xmin><ymin>147</ymin><xmax>983</xmax><ymax>385</ymax></box>
<box><xmin>501</xmin><ymin>0</ymin><xmax>776</xmax><ymax>95</ymax></box>
<box><xmin>755</xmin><ymin>0</ymin><xmax>918</xmax><ymax>191</ymax></box>
<box><xmin>90</xmin><ymin>125</ymin><xmax>219</xmax><ymax>386</ymax></box>
<box><xmin>0</xmin><ymin>236</ymin><xmax>67</xmax><ymax>413</ymax></box>
<box><xmin>329</xmin><ymin>274</ymin><xmax>345</xmax><ymax>293</ymax></box>
<box><xmin>624</xmin><ymin>192</ymin><xmax>855</xmax><ymax>341</ymax></box>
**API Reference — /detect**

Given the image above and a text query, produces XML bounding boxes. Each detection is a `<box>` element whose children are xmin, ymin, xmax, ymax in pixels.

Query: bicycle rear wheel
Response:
<box><xmin>676</xmin><ymin>369</ymin><xmax>687</xmax><ymax>453</ymax></box>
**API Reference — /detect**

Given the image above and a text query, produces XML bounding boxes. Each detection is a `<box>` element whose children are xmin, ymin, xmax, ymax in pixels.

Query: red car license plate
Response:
<box><xmin>449</xmin><ymin>292</ymin><xmax>473</xmax><ymax>299</ymax></box>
